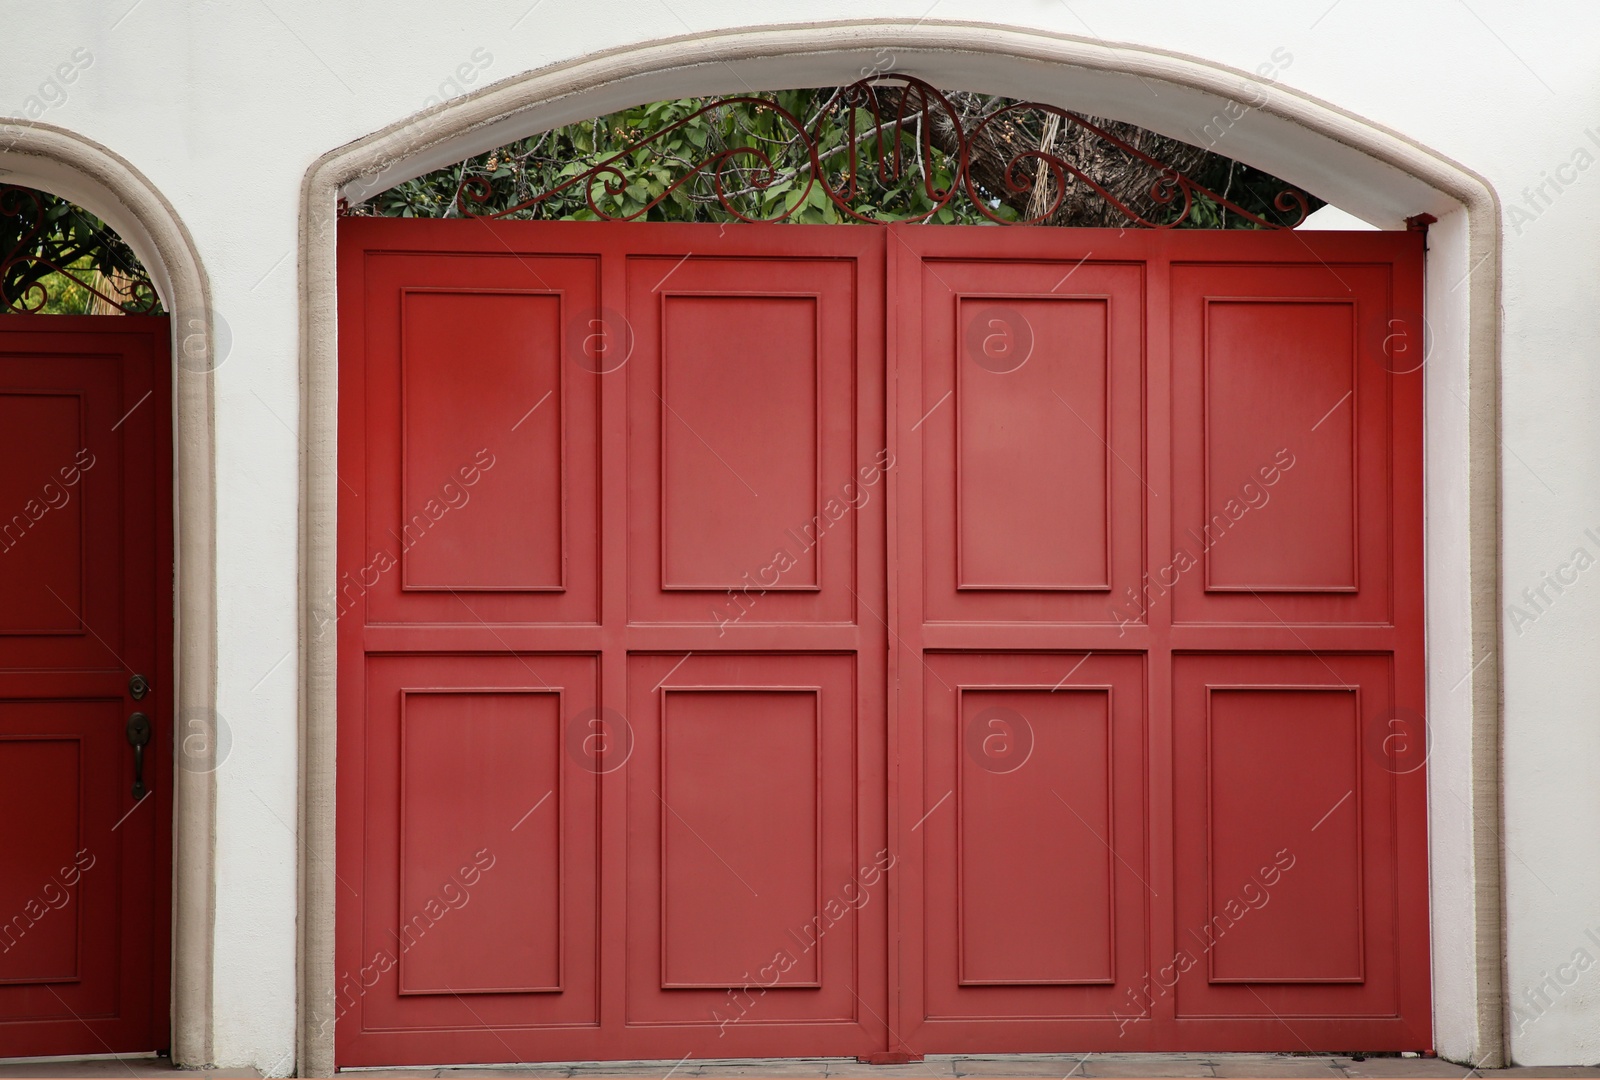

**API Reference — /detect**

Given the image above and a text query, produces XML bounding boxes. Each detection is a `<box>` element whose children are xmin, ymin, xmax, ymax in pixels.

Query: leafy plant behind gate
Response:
<box><xmin>1</xmin><ymin>186</ymin><xmax>162</xmax><ymax>314</ymax></box>
<box><xmin>347</xmin><ymin>86</ymin><xmax>1320</xmax><ymax>229</ymax></box>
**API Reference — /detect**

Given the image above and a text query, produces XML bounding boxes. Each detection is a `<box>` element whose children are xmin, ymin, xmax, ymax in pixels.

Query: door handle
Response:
<box><xmin>126</xmin><ymin>712</ymin><xmax>152</xmax><ymax>800</ymax></box>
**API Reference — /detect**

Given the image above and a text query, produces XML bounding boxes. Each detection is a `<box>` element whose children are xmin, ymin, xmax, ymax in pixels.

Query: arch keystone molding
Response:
<box><xmin>0</xmin><ymin>118</ymin><xmax>219</xmax><ymax>1068</ymax></box>
<box><xmin>299</xmin><ymin>20</ymin><xmax>1504</xmax><ymax>1076</ymax></box>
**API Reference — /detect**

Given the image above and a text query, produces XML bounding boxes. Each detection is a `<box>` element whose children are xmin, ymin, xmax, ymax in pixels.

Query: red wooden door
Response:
<box><xmin>337</xmin><ymin>220</ymin><xmax>887</xmax><ymax>1067</ymax></box>
<box><xmin>338</xmin><ymin>219</ymin><xmax>1427</xmax><ymax>1067</ymax></box>
<box><xmin>0</xmin><ymin>316</ymin><xmax>173</xmax><ymax>1057</ymax></box>
<box><xmin>890</xmin><ymin>225</ymin><xmax>1427</xmax><ymax>1053</ymax></box>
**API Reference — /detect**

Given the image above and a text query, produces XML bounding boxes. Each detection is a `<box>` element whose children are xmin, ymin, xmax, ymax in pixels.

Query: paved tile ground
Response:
<box><xmin>3</xmin><ymin>1054</ymin><xmax>1599</xmax><ymax>1079</ymax></box>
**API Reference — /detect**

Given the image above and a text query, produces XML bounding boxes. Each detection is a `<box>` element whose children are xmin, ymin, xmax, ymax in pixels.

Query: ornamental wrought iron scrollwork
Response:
<box><xmin>0</xmin><ymin>184</ymin><xmax>162</xmax><ymax>314</ymax></box>
<box><xmin>450</xmin><ymin>75</ymin><xmax>1310</xmax><ymax>230</ymax></box>
<box><xmin>958</xmin><ymin>100</ymin><xmax>1308</xmax><ymax>229</ymax></box>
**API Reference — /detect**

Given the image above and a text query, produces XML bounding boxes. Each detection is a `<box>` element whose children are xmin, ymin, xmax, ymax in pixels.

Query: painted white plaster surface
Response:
<box><xmin>1302</xmin><ymin>203</ymin><xmax>1380</xmax><ymax>229</ymax></box>
<box><xmin>2</xmin><ymin>1</ymin><xmax>1598</xmax><ymax>1071</ymax></box>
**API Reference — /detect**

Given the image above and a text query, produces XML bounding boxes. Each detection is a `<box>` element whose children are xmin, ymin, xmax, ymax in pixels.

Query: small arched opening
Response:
<box><xmin>0</xmin><ymin>123</ymin><xmax>219</xmax><ymax>1070</ymax></box>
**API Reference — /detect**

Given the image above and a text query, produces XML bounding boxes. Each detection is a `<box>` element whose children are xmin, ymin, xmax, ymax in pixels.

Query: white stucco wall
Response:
<box><xmin>2</xmin><ymin>2</ymin><xmax>1598</xmax><ymax>1072</ymax></box>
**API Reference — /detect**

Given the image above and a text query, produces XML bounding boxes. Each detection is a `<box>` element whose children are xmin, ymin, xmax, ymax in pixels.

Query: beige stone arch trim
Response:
<box><xmin>300</xmin><ymin>21</ymin><xmax>1503</xmax><ymax>1075</ymax></box>
<box><xmin>0</xmin><ymin>118</ymin><xmax>218</xmax><ymax>1068</ymax></box>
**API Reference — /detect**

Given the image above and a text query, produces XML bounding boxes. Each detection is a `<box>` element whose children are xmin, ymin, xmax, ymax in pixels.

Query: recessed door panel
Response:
<box><xmin>398</xmin><ymin>689</ymin><xmax>563</xmax><ymax>994</ymax></box>
<box><xmin>659</xmin><ymin>295</ymin><xmax>821</xmax><ymax>591</ymax></box>
<box><xmin>913</xmin><ymin>258</ymin><xmax>1145</xmax><ymax>626</ymax></box>
<box><xmin>957</xmin><ymin>687</ymin><xmax>1113</xmax><ymax>985</ymax></box>
<box><xmin>1172</xmin><ymin>653</ymin><xmax>1406</xmax><ymax>1022</ymax></box>
<box><xmin>0</xmin><ymin>736</ymin><xmax>84</xmax><ymax>984</ymax></box>
<box><xmin>401</xmin><ymin>290</ymin><xmax>566</xmax><ymax>591</ymax></box>
<box><xmin>626</xmin><ymin>253</ymin><xmax>870</xmax><ymax>628</ymax></box>
<box><xmin>659</xmin><ymin>688</ymin><xmax>821</xmax><ymax>988</ymax></box>
<box><xmin>1204</xmin><ymin>686</ymin><xmax>1364</xmax><ymax>984</ymax></box>
<box><xmin>0</xmin><ymin>392</ymin><xmax>85</xmax><ymax>633</ymax></box>
<box><xmin>625</xmin><ymin>652</ymin><xmax>874</xmax><ymax>1036</ymax></box>
<box><xmin>358</xmin><ymin>653</ymin><xmax>599</xmax><ymax>1035</ymax></box>
<box><xmin>1170</xmin><ymin>262</ymin><xmax>1406</xmax><ymax>626</ymax></box>
<box><xmin>918</xmin><ymin>651</ymin><xmax>1147</xmax><ymax>1024</ymax></box>
<box><xmin>957</xmin><ymin>297</ymin><xmax>1109</xmax><ymax>590</ymax></box>
<box><xmin>360</xmin><ymin>251</ymin><xmax>602</xmax><ymax>626</ymax></box>
<box><xmin>1201</xmin><ymin>301</ymin><xmax>1358</xmax><ymax>592</ymax></box>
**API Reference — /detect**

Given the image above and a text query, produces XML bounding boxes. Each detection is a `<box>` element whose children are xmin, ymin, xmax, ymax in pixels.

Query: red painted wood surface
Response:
<box><xmin>0</xmin><ymin>316</ymin><xmax>173</xmax><ymax>1057</ymax></box>
<box><xmin>337</xmin><ymin>221</ymin><xmax>888</xmax><ymax>1066</ymax></box>
<box><xmin>337</xmin><ymin>219</ymin><xmax>1427</xmax><ymax>1067</ymax></box>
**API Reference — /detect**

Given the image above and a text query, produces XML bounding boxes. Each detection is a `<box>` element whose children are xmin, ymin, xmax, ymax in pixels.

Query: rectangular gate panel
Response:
<box><xmin>659</xmin><ymin>295</ymin><xmax>820</xmax><ymax>590</ymax></box>
<box><xmin>359</xmin><ymin>250</ymin><xmax>602</xmax><ymax>626</ymax></box>
<box><xmin>626</xmin><ymin>255</ymin><xmax>864</xmax><ymax>628</ymax></box>
<box><xmin>659</xmin><ymin>687</ymin><xmax>822</xmax><ymax>989</ymax></box>
<box><xmin>911</xmin><ymin>256</ymin><xmax>1145</xmax><ymax>626</ymax></box>
<box><xmin>400</xmin><ymin>290</ymin><xmax>566</xmax><ymax>591</ymax></box>
<box><xmin>1202</xmin><ymin>685</ymin><xmax>1363</xmax><ymax>984</ymax></box>
<box><xmin>624</xmin><ymin>651</ymin><xmax>879</xmax><ymax>1044</ymax></box>
<box><xmin>914</xmin><ymin>651</ymin><xmax>1147</xmax><ymax>1035</ymax></box>
<box><xmin>1200</xmin><ymin>300</ymin><xmax>1357</xmax><ymax>592</ymax></box>
<box><xmin>1170</xmin><ymin>651</ymin><xmax>1426</xmax><ymax>1037</ymax></box>
<box><xmin>1169</xmin><ymin>260</ymin><xmax>1420</xmax><ymax>627</ymax></box>
<box><xmin>957</xmin><ymin>686</ymin><xmax>1113</xmax><ymax>985</ymax></box>
<box><xmin>957</xmin><ymin>296</ymin><xmax>1109</xmax><ymax>589</ymax></box>
<box><xmin>398</xmin><ymin>689</ymin><xmax>564</xmax><ymax>994</ymax></box>
<box><xmin>353</xmin><ymin>654</ymin><xmax>600</xmax><ymax>1039</ymax></box>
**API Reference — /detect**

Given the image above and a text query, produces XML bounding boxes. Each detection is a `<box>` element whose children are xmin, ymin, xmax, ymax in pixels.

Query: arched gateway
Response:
<box><xmin>301</xmin><ymin>23</ymin><xmax>1503</xmax><ymax>1075</ymax></box>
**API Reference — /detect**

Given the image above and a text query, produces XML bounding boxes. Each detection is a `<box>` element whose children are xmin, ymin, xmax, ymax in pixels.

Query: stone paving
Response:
<box><xmin>3</xmin><ymin>1053</ymin><xmax>1600</xmax><ymax>1079</ymax></box>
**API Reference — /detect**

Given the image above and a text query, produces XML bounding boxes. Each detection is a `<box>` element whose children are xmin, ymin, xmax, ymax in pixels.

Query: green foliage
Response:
<box><xmin>30</xmin><ymin>261</ymin><xmax>100</xmax><ymax>314</ymax></box>
<box><xmin>350</xmin><ymin>86</ymin><xmax>1314</xmax><ymax>230</ymax></box>
<box><xmin>1</xmin><ymin>186</ymin><xmax>160</xmax><ymax>314</ymax></box>
<box><xmin>358</xmin><ymin>88</ymin><xmax>1006</xmax><ymax>226</ymax></box>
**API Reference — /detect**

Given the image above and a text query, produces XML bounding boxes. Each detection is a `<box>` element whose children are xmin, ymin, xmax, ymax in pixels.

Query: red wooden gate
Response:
<box><xmin>0</xmin><ymin>316</ymin><xmax>173</xmax><ymax>1057</ymax></box>
<box><xmin>336</xmin><ymin>219</ymin><xmax>1427</xmax><ymax>1066</ymax></box>
<box><xmin>890</xmin><ymin>227</ymin><xmax>1428</xmax><ymax>1053</ymax></box>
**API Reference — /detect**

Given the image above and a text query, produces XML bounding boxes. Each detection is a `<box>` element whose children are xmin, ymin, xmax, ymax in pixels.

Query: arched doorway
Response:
<box><xmin>300</xmin><ymin>24</ymin><xmax>1503</xmax><ymax>1075</ymax></box>
<box><xmin>0</xmin><ymin>121</ymin><xmax>220</xmax><ymax>1069</ymax></box>
<box><xmin>0</xmin><ymin>182</ymin><xmax>172</xmax><ymax>1060</ymax></box>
